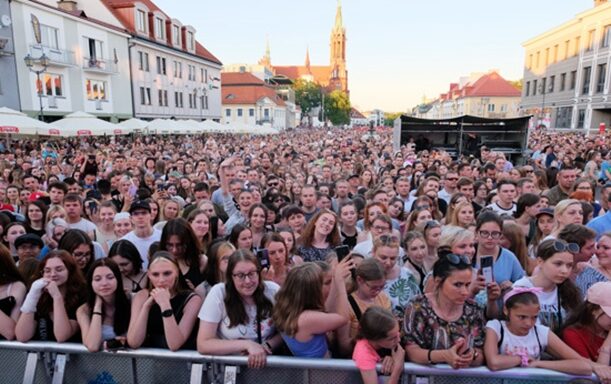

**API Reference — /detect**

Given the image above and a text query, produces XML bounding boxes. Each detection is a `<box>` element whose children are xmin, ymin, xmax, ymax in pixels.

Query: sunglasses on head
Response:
<box><xmin>445</xmin><ymin>253</ymin><xmax>471</xmax><ymax>266</ymax></box>
<box><xmin>424</xmin><ymin>220</ymin><xmax>440</xmax><ymax>230</ymax></box>
<box><xmin>552</xmin><ymin>240</ymin><xmax>580</xmax><ymax>253</ymax></box>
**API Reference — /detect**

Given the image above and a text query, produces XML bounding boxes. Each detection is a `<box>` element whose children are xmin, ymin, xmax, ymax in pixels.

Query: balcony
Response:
<box><xmin>29</xmin><ymin>44</ymin><xmax>76</xmax><ymax>66</ymax></box>
<box><xmin>82</xmin><ymin>57</ymin><xmax>118</xmax><ymax>74</ymax></box>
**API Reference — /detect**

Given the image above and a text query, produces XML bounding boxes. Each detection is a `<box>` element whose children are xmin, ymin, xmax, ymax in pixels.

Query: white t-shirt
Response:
<box><xmin>513</xmin><ymin>277</ymin><xmax>567</xmax><ymax>331</ymax></box>
<box><xmin>486</xmin><ymin>202</ymin><xmax>517</xmax><ymax>216</ymax></box>
<box><xmin>486</xmin><ymin>319</ymin><xmax>549</xmax><ymax>359</ymax></box>
<box><xmin>68</xmin><ymin>218</ymin><xmax>97</xmax><ymax>234</ymax></box>
<box><xmin>199</xmin><ymin>281</ymin><xmax>279</xmax><ymax>342</ymax></box>
<box><xmin>121</xmin><ymin>228</ymin><xmax>162</xmax><ymax>270</ymax></box>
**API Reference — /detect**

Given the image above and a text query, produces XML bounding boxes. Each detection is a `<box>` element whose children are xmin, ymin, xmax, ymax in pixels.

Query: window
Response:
<box><xmin>188</xmin><ymin>93</ymin><xmax>193</xmax><ymax>108</ymax></box>
<box><xmin>201</xmin><ymin>94</ymin><xmax>208</xmax><ymax>110</ymax></box>
<box><xmin>549</xmin><ymin>75</ymin><xmax>555</xmax><ymax>93</ymax></box>
<box><xmin>556</xmin><ymin>107</ymin><xmax>573</xmax><ymax>128</ymax></box>
<box><xmin>85</xmin><ymin>38</ymin><xmax>103</xmax><ymax>63</ymax></box>
<box><xmin>536</xmin><ymin>51</ymin><xmax>540</xmax><ymax>68</ymax></box>
<box><xmin>487</xmin><ymin>104</ymin><xmax>495</xmax><ymax>112</ymax></box>
<box><xmin>174</xmin><ymin>92</ymin><xmax>183</xmax><ymax>108</ymax></box>
<box><xmin>528</xmin><ymin>54</ymin><xmax>533</xmax><ymax>70</ymax></box>
<box><xmin>564</xmin><ymin>40</ymin><xmax>570</xmax><ymax>59</ymax></box>
<box><xmin>587</xmin><ymin>29</ymin><xmax>595</xmax><ymax>51</ymax></box>
<box><xmin>158</xmin><ymin>89</ymin><xmax>168</xmax><ymax>106</ymax></box>
<box><xmin>560</xmin><ymin>73</ymin><xmax>566</xmax><ymax>91</ymax></box>
<box><xmin>172</xmin><ymin>25</ymin><xmax>181</xmax><ymax>45</ymax></box>
<box><xmin>85</xmin><ymin>79</ymin><xmax>107</xmax><ymax>100</ymax></box>
<box><xmin>553</xmin><ymin>44</ymin><xmax>558</xmax><ymax>63</ymax></box>
<box><xmin>533</xmin><ymin>79</ymin><xmax>537</xmax><ymax>96</ymax></box>
<box><xmin>139</xmin><ymin>87</ymin><xmax>151</xmax><ymax>105</ymax></box>
<box><xmin>525</xmin><ymin>81</ymin><xmax>530</xmax><ymax>97</ymax></box>
<box><xmin>575</xmin><ymin>36</ymin><xmax>581</xmax><ymax>56</ymax></box>
<box><xmin>540</xmin><ymin>78</ymin><xmax>547</xmax><ymax>95</ymax></box>
<box><xmin>597</xmin><ymin>63</ymin><xmax>607</xmax><ymax>93</ymax></box>
<box><xmin>237</xmin><ymin>108</ymin><xmax>243</xmax><ymax>117</ymax></box>
<box><xmin>226</xmin><ymin>109</ymin><xmax>231</xmax><ymax>117</ymax></box>
<box><xmin>204</xmin><ymin>69</ymin><xmax>208</xmax><ymax>83</ymax></box>
<box><xmin>577</xmin><ymin>109</ymin><xmax>586</xmax><ymax>129</ymax></box>
<box><xmin>36</xmin><ymin>73</ymin><xmax>62</xmax><ymax>96</ymax></box>
<box><xmin>264</xmin><ymin>109</ymin><xmax>269</xmax><ymax>118</ymax></box>
<box><xmin>603</xmin><ymin>25</ymin><xmax>611</xmax><ymax>48</ymax></box>
<box><xmin>138</xmin><ymin>52</ymin><xmax>149</xmax><ymax>71</ymax></box>
<box><xmin>187</xmin><ymin>31</ymin><xmax>195</xmax><ymax>51</ymax></box>
<box><xmin>583</xmin><ymin>66</ymin><xmax>592</xmax><ymax>94</ymax></box>
<box><xmin>156</xmin><ymin>56</ymin><xmax>166</xmax><ymax>75</ymax></box>
<box><xmin>570</xmin><ymin>71</ymin><xmax>577</xmax><ymax>90</ymax></box>
<box><xmin>136</xmin><ymin>9</ymin><xmax>146</xmax><ymax>33</ymax></box>
<box><xmin>173</xmin><ymin>61</ymin><xmax>182</xmax><ymax>78</ymax></box>
<box><xmin>155</xmin><ymin>17</ymin><xmax>165</xmax><ymax>40</ymax></box>
<box><xmin>500</xmin><ymin>104</ymin><xmax>507</xmax><ymax>112</ymax></box>
<box><xmin>188</xmin><ymin>65</ymin><xmax>196</xmax><ymax>81</ymax></box>
<box><xmin>545</xmin><ymin>48</ymin><xmax>550</xmax><ymax>66</ymax></box>
<box><xmin>40</xmin><ymin>24</ymin><xmax>59</xmax><ymax>49</ymax></box>
<box><xmin>249</xmin><ymin>108</ymin><xmax>254</xmax><ymax>117</ymax></box>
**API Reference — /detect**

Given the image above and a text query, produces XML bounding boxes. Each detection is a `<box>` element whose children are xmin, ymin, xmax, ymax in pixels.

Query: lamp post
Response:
<box><xmin>539</xmin><ymin>82</ymin><xmax>546</xmax><ymax>129</ymax></box>
<box><xmin>24</xmin><ymin>53</ymin><xmax>49</xmax><ymax>121</ymax></box>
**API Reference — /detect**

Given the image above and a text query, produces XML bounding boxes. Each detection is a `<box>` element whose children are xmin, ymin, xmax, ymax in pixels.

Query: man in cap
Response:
<box><xmin>15</xmin><ymin>233</ymin><xmax>43</xmax><ymax>264</ymax></box>
<box><xmin>121</xmin><ymin>200</ymin><xmax>161</xmax><ymax>269</ymax></box>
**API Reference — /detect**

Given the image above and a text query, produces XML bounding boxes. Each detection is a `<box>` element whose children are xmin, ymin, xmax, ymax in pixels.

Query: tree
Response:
<box><xmin>384</xmin><ymin>112</ymin><xmax>403</xmax><ymax>127</ymax></box>
<box><xmin>293</xmin><ymin>79</ymin><xmax>322</xmax><ymax>116</ymax></box>
<box><xmin>323</xmin><ymin>90</ymin><xmax>351</xmax><ymax>126</ymax></box>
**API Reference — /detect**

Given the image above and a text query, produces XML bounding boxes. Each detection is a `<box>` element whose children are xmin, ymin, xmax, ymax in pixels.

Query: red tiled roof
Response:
<box><xmin>221</xmin><ymin>72</ymin><xmax>265</xmax><ymax>86</ymax></box>
<box><xmin>465</xmin><ymin>72</ymin><xmax>520</xmax><ymax>97</ymax></box>
<box><xmin>273</xmin><ymin>65</ymin><xmax>332</xmax><ymax>86</ymax></box>
<box><xmin>100</xmin><ymin>0</ymin><xmax>221</xmax><ymax>65</ymax></box>
<box><xmin>350</xmin><ymin>107</ymin><xmax>366</xmax><ymax>119</ymax></box>
<box><xmin>222</xmin><ymin>80</ymin><xmax>286</xmax><ymax>107</ymax></box>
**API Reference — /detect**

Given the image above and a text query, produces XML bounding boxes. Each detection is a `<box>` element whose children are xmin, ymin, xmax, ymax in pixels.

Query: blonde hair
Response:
<box><xmin>552</xmin><ymin>199</ymin><xmax>581</xmax><ymax>231</ymax></box>
<box><xmin>448</xmin><ymin>201</ymin><xmax>474</xmax><ymax>228</ymax></box>
<box><xmin>439</xmin><ymin>225</ymin><xmax>474</xmax><ymax>249</ymax></box>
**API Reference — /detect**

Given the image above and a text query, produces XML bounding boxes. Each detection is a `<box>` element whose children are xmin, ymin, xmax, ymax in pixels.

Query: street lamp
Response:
<box><xmin>24</xmin><ymin>53</ymin><xmax>49</xmax><ymax>121</ymax></box>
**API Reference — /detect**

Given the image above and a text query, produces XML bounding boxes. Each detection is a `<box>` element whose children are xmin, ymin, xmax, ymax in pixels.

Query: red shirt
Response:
<box><xmin>562</xmin><ymin>326</ymin><xmax>604</xmax><ymax>361</ymax></box>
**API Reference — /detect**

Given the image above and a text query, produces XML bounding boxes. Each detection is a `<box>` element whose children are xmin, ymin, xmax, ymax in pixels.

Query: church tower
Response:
<box><xmin>329</xmin><ymin>0</ymin><xmax>348</xmax><ymax>94</ymax></box>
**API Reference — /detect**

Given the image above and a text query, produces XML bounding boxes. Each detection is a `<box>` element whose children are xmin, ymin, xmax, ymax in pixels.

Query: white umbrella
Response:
<box><xmin>173</xmin><ymin>119</ymin><xmax>201</xmax><ymax>135</ymax></box>
<box><xmin>50</xmin><ymin>111</ymin><xmax>126</xmax><ymax>136</ymax></box>
<box><xmin>119</xmin><ymin>118</ymin><xmax>148</xmax><ymax>132</ymax></box>
<box><xmin>0</xmin><ymin>107</ymin><xmax>57</xmax><ymax>135</ymax></box>
<box><xmin>147</xmin><ymin>119</ymin><xmax>179</xmax><ymax>135</ymax></box>
<box><xmin>205</xmin><ymin>120</ymin><xmax>234</xmax><ymax>133</ymax></box>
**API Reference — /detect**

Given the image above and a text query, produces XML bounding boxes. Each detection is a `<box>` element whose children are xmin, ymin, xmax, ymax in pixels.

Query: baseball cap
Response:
<box><xmin>15</xmin><ymin>233</ymin><xmax>44</xmax><ymax>249</ymax></box>
<box><xmin>129</xmin><ymin>200</ymin><xmax>151</xmax><ymax>214</ymax></box>
<box><xmin>535</xmin><ymin>208</ymin><xmax>554</xmax><ymax>219</ymax></box>
<box><xmin>586</xmin><ymin>282</ymin><xmax>611</xmax><ymax>317</ymax></box>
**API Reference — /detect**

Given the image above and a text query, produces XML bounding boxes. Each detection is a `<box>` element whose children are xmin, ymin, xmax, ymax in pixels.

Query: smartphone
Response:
<box><xmin>87</xmin><ymin>201</ymin><xmax>98</xmax><ymax>214</ymax></box>
<box><xmin>335</xmin><ymin>245</ymin><xmax>350</xmax><ymax>262</ymax></box>
<box><xmin>480</xmin><ymin>255</ymin><xmax>494</xmax><ymax>284</ymax></box>
<box><xmin>256</xmin><ymin>249</ymin><xmax>270</xmax><ymax>269</ymax></box>
<box><xmin>128</xmin><ymin>184</ymin><xmax>138</xmax><ymax>197</ymax></box>
<box><xmin>105</xmin><ymin>339</ymin><xmax>125</xmax><ymax>351</ymax></box>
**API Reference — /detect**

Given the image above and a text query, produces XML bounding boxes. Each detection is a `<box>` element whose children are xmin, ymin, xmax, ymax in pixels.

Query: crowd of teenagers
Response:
<box><xmin>0</xmin><ymin>126</ymin><xmax>611</xmax><ymax>383</ymax></box>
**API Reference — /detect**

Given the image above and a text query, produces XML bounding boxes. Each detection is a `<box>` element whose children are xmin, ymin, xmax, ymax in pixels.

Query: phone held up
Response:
<box><xmin>256</xmin><ymin>249</ymin><xmax>270</xmax><ymax>269</ymax></box>
<box><xmin>479</xmin><ymin>255</ymin><xmax>494</xmax><ymax>284</ymax></box>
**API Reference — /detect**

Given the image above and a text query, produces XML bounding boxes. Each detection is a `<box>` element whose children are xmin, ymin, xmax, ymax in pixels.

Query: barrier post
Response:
<box><xmin>222</xmin><ymin>365</ymin><xmax>238</xmax><ymax>384</ymax></box>
<box><xmin>51</xmin><ymin>353</ymin><xmax>67</xmax><ymax>384</ymax></box>
<box><xmin>22</xmin><ymin>352</ymin><xmax>39</xmax><ymax>384</ymax></box>
<box><xmin>189</xmin><ymin>362</ymin><xmax>204</xmax><ymax>384</ymax></box>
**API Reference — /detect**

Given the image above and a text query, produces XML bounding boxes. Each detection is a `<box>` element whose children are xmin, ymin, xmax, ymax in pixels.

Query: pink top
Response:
<box><xmin>352</xmin><ymin>339</ymin><xmax>381</xmax><ymax>370</ymax></box>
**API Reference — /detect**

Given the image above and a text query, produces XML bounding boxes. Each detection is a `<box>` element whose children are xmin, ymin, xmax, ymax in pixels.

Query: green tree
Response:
<box><xmin>293</xmin><ymin>79</ymin><xmax>322</xmax><ymax>116</ymax></box>
<box><xmin>323</xmin><ymin>90</ymin><xmax>351</xmax><ymax>126</ymax></box>
<box><xmin>384</xmin><ymin>112</ymin><xmax>403</xmax><ymax>126</ymax></box>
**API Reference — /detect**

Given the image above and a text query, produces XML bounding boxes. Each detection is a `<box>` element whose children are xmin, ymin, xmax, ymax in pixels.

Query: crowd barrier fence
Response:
<box><xmin>0</xmin><ymin>341</ymin><xmax>599</xmax><ymax>384</ymax></box>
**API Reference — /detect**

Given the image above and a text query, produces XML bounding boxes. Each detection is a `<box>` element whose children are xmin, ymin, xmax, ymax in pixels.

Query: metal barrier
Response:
<box><xmin>0</xmin><ymin>341</ymin><xmax>599</xmax><ymax>384</ymax></box>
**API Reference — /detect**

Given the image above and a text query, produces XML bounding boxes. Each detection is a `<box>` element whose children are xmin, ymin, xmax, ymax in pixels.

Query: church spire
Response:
<box><xmin>305</xmin><ymin>46</ymin><xmax>311</xmax><ymax>70</ymax></box>
<box><xmin>334</xmin><ymin>0</ymin><xmax>343</xmax><ymax>31</ymax></box>
<box><xmin>265</xmin><ymin>36</ymin><xmax>271</xmax><ymax>60</ymax></box>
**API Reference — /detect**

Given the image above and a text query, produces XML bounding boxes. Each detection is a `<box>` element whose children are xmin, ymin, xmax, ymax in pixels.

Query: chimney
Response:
<box><xmin>57</xmin><ymin>1</ymin><xmax>78</xmax><ymax>12</ymax></box>
<box><xmin>595</xmin><ymin>0</ymin><xmax>607</xmax><ymax>6</ymax></box>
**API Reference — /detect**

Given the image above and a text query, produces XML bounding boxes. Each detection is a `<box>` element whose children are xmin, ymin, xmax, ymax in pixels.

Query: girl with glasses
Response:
<box><xmin>198</xmin><ymin>250</ymin><xmax>281</xmax><ymax>368</ymax></box>
<box><xmin>127</xmin><ymin>251</ymin><xmax>201</xmax><ymax>350</ymax></box>
<box><xmin>513</xmin><ymin>239</ymin><xmax>582</xmax><ymax>332</ymax></box>
<box><xmin>58</xmin><ymin>229</ymin><xmax>95</xmax><ymax>275</ymax></box>
<box><xmin>404</xmin><ymin>253</ymin><xmax>485</xmax><ymax>369</ymax></box>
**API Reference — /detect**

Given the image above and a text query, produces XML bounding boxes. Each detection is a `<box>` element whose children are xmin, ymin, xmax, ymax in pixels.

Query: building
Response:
<box><xmin>349</xmin><ymin>107</ymin><xmax>367</xmax><ymax>127</ymax></box>
<box><xmin>221</xmin><ymin>72</ymin><xmax>292</xmax><ymax>130</ymax></box>
<box><xmin>418</xmin><ymin>71</ymin><xmax>521</xmax><ymax>120</ymax></box>
<box><xmin>271</xmin><ymin>2</ymin><xmax>348</xmax><ymax>94</ymax></box>
<box><xmin>10</xmin><ymin>0</ymin><xmax>133</xmax><ymax>121</ymax></box>
<box><xmin>0</xmin><ymin>0</ymin><xmax>20</xmax><ymax>111</ymax></box>
<box><xmin>100</xmin><ymin>0</ymin><xmax>222</xmax><ymax>121</ymax></box>
<box><xmin>521</xmin><ymin>0</ymin><xmax>611</xmax><ymax>131</ymax></box>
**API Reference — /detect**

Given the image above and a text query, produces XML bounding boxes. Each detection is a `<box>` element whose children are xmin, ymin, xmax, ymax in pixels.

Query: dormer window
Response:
<box><xmin>172</xmin><ymin>25</ymin><xmax>181</xmax><ymax>46</ymax></box>
<box><xmin>136</xmin><ymin>9</ymin><xmax>147</xmax><ymax>33</ymax></box>
<box><xmin>154</xmin><ymin>17</ymin><xmax>165</xmax><ymax>40</ymax></box>
<box><xmin>187</xmin><ymin>31</ymin><xmax>195</xmax><ymax>51</ymax></box>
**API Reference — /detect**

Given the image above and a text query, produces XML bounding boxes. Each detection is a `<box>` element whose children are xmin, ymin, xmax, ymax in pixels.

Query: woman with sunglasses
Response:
<box><xmin>373</xmin><ymin>234</ymin><xmax>420</xmax><ymax>321</ymax></box>
<box><xmin>404</xmin><ymin>253</ymin><xmax>485</xmax><ymax>369</ymax></box>
<box><xmin>513</xmin><ymin>239</ymin><xmax>582</xmax><ymax>332</ymax></box>
<box><xmin>197</xmin><ymin>250</ymin><xmax>281</xmax><ymax>368</ymax></box>
<box><xmin>127</xmin><ymin>251</ymin><xmax>202</xmax><ymax>351</ymax></box>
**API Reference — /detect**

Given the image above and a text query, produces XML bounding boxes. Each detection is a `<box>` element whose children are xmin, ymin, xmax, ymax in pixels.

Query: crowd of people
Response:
<box><xmin>0</xmin><ymin>125</ymin><xmax>610</xmax><ymax>383</ymax></box>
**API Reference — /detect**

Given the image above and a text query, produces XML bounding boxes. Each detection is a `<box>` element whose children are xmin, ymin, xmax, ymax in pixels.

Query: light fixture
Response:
<box><xmin>24</xmin><ymin>54</ymin><xmax>34</xmax><ymax>68</ymax></box>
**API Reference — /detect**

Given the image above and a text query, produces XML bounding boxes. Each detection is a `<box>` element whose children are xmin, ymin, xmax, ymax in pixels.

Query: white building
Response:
<box><xmin>11</xmin><ymin>0</ymin><xmax>132</xmax><ymax>121</ymax></box>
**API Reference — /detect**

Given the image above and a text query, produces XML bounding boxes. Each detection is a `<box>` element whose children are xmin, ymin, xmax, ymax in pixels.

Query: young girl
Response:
<box><xmin>528</xmin><ymin>208</ymin><xmax>554</xmax><ymax>259</ymax></box>
<box><xmin>272</xmin><ymin>260</ymin><xmax>352</xmax><ymax>358</ymax></box>
<box><xmin>484</xmin><ymin>288</ymin><xmax>592</xmax><ymax>375</ymax></box>
<box><xmin>339</xmin><ymin>201</ymin><xmax>360</xmax><ymax>250</ymax></box>
<box><xmin>77</xmin><ymin>258</ymin><xmax>131</xmax><ymax>352</ymax></box>
<box><xmin>353</xmin><ymin>307</ymin><xmax>405</xmax><ymax>384</ymax></box>
<box><xmin>403</xmin><ymin>231</ymin><xmax>430</xmax><ymax>291</ymax></box>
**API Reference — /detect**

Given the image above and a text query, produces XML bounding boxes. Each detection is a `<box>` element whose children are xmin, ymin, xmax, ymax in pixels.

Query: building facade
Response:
<box><xmin>221</xmin><ymin>72</ymin><xmax>291</xmax><ymax>129</ymax></box>
<box><xmin>522</xmin><ymin>0</ymin><xmax>611</xmax><ymax>131</ymax></box>
<box><xmin>417</xmin><ymin>71</ymin><xmax>521</xmax><ymax>120</ymax></box>
<box><xmin>11</xmin><ymin>0</ymin><xmax>133</xmax><ymax>121</ymax></box>
<box><xmin>0</xmin><ymin>0</ymin><xmax>20</xmax><ymax>111</ymax></box>
<box><xmin>101</xmin><ymin>0</ymin><xmax>222</xmax><ymax>121</ymax></box>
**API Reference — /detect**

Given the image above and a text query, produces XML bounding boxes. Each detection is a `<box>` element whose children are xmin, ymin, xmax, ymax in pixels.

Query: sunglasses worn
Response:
<box><xmin>553</xmin><ymin>240</ymin><xmax>580</xmax><ymax>253</ymax></box>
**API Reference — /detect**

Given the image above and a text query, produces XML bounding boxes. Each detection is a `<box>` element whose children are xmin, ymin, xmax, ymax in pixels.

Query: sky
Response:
<box><xmin>155</xmin><ymin>0</ymin><xmax>593</xmax><ymax>112</ymax></box>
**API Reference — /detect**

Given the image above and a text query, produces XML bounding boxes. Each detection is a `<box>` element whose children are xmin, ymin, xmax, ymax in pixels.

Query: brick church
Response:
<box><xmin>259</xmin><ymin>1</ymin><xmax>349</xmax><ymax>95</ymax></box>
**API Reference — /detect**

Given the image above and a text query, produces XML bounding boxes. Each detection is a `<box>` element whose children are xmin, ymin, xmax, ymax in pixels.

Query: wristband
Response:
<box><xmin>93</xmin><ymin>312</ymin><xmax>103</xmax><ymax>316</ymax></box>
<box><xmin>427</xmin><ymin>349</ymin><xmax>434</xmax><ymax>364</ymax></box>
